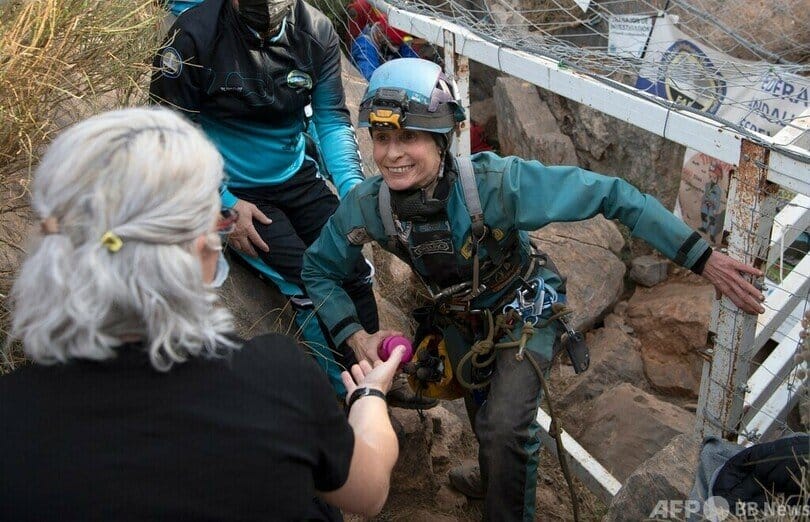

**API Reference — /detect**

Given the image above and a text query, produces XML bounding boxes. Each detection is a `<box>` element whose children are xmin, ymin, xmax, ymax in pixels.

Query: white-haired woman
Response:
<box><xmin>0</xmin><ymin>107</ymin><xmax>402</xmax><ymax>521</ymax></box>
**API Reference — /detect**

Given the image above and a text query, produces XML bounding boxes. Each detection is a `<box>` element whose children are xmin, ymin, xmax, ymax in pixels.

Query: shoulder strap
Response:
<box><xmin>378</xmin><ymin>182</ymin><xmax>398</xmax><ymax>250</ymax></box>
<box><xmin>456</xmin><ymin>157</ymin><xmax>486</xmax><ymax>242</ymax></box>
<box><xmin>456</xmin><ymin>157</ymin><xmax>509</xmax><ymax>266</ymax></box>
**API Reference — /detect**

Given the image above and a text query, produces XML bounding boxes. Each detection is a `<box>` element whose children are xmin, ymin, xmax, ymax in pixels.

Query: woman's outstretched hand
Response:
<box><xmin>700</xmin><ymin>251</ymin><xmax>766</xmax><ymax>315</ymax></box>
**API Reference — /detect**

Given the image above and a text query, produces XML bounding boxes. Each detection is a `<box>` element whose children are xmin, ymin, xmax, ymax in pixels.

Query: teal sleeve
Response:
<box><xmin>311</xmin><ymin>29</ymin><xmax>364</xmax><ymax>200</ymax></box>
<box><xmin>302</xmin><ymin>193</ymin><xmax>366</xmax><ymax>346</ymax></box>
<box><xmin>220</xmin><ymin>186</ymin><xmax>238</xmax><ymax>209</ymax></box>
<box><xmin>499</xmin><ymin>157</ymin><xmax>710</xmax><ymax>268</ymax></box>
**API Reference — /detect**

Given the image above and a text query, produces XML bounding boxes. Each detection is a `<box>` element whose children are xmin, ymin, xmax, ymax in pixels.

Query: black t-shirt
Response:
<box><xmin>0</xmin><ymin>334</ymin><xmax>354</xmax><ymax>521</ymax></box>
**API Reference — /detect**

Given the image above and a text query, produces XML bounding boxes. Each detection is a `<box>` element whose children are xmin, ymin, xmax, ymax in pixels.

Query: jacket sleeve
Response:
<box><xmin>302</xmin><ymin>190</ymin><xmax>368</xmax><ymax>346</ymax></box>
<box><xmin>499</xmin><ymin>157</ymin><xmax>711</xmax><ymax>270</ymax></box>
<box><xmin>311</xmin><ymin>29</ymin><xmax>365</xmax><ymax>200</ymax></box>
<box><xmin>351</xmin><ymin>34</ymin><xmax>381</xmax><ymax>81</ymax></box>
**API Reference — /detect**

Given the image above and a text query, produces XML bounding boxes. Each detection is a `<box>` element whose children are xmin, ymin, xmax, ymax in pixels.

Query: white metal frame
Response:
<box><xmin>370</xmin><ymin>0</ymin><xmax>810</xmax><ymax>192</ymax></box>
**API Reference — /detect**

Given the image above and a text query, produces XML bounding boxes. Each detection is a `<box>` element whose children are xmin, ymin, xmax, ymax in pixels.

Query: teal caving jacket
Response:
<box><xmin>302</xmin><ymin>152</ymin><xmax>711</xmax><ymax>347</ymax></box>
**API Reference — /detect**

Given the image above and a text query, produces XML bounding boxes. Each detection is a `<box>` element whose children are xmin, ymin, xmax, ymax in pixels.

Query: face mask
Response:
<box><xmin>208</xmin><ymin>251</ymin><xmax>231</xmax><ymax>288</ymax></box>
<box><xmin>237</xmin><ymin>0</ymin><xmax>293</xmax><ymax>34</ymax></box>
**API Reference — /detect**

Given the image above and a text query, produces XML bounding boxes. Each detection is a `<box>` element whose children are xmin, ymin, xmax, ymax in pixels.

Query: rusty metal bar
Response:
<box><xmin>443</xmin><ymin>30</ymin><xmax>471</xmax><ymax>157</ymax></box>
<box><xmin>696</xmin><ymin>140</ymin><xmax>779</xmax><ymax>440</ymax></box>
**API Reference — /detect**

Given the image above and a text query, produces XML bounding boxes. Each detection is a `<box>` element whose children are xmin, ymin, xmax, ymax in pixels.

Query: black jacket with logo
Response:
<box><xmin>150</xmin><ymin>0</ymin><xmax>363</xmax><ymax>204</ymax></box>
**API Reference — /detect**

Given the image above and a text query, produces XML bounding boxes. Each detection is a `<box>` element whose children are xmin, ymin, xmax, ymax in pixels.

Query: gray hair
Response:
<box><xmin>9</xmin><ymin>107</ymin><xmax>235</xmax><ymax>371</ymax></box>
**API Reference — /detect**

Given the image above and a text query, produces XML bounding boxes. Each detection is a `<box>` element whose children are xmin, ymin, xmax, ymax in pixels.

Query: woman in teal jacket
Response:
<box><xmin>302</xmin><ymin>58</ymin><xmax>765</xmax><ymax>521</ymax></box>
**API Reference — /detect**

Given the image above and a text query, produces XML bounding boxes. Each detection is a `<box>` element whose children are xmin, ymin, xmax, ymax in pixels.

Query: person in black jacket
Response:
<box><xmin>150</xmin><ymin>0</ymin><xmax>435</xmax><ymax>408</ymax></box>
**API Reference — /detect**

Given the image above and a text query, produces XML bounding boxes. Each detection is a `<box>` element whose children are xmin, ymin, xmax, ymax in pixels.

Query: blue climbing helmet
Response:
<box><xmin>359</xmin><ymin>58</ymin><xmax>466</xmax><ymax>137</ymax></box>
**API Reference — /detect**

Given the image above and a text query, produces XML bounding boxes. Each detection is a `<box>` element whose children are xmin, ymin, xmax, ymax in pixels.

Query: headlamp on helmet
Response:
<box><xmin>367</xmin><ymin>88</ymin><xmax>408</xmax><ymax>129</ymax></box>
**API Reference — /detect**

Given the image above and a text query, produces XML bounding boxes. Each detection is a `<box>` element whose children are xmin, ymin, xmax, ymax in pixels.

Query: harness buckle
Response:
<box><xmin>502</xmin><ymin>277</ymin><xmax>557</xmax><ymax>325</ymax></box>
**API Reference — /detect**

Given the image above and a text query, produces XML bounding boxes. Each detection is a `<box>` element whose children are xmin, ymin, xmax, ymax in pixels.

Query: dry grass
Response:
<box><xmin>0</xmin><ymin>0</ymin><xmax>164</xmax><ymax>372</ymax></box>
<box><xmin>0</xmin><ymin>0</ymin><xmax>163</xmax><ymax>179</ymax></box>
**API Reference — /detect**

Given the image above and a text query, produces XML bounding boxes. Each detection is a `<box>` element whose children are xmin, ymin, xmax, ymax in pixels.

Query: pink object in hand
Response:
<box><xmin>378</xmin><ymin>335</ymin><xmax>413</xmax><ymax>365</ymax></box>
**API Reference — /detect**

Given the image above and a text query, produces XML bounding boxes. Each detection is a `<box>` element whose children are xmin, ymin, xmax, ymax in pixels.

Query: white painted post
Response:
<box><xmin>696</xmin><ymin>140</ymin><xmax>780</xmax><ymax>440</ymax></box>
<box><xmin>443</xmin><ymin>30</ymin><xmax>471</xmax><ymax>158</ymax></box>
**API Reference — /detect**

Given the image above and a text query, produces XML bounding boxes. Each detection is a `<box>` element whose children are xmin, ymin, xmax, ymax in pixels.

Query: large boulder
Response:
<box><xmin>218</xmin><ymin>254</ymin><xmax>294</xmax><ymax>338</ymax></box>
<box><xmin>530</xmin><ymin>216</ymin><xmax>626</xmax><ymax>332</ymax></box>
<box><xmin>370</xmin><ymin>243</ymin><xmax>428</xmax><ymax>315</ymax></box>
<box><xmin>605</xmin><ymin>433</ymin><xmax>702</xmax><ymax>522</ymax></box>
<box><xmin>573</xmin><ymin>383</ymin><xmax>695</xmax><ymax>481</ymax></box>
<box><xmin>494</xmin><ymin>76</ymin><xmax>578</xmax><ymax>165</ymax></box>
<box><xmin>555</xmin><ymin>315</ymin><xmax>647</xmax><ymax>415</ymax></box>
<box><xmin>539</xmin><ymin>91</ymin><xmax>686</xmax><ymax>209</ymax></box>
<box><xmin>387</xmin><ymin>405</ymin><xmax>477</xmax><ymax>504</ymax></box>
<box><xmin>375</xmin><ymin>289</ymin><xmax>416</xmax><ymax>337</ymax></box>
<box><xmin>625</xmin><ymin>273</ymin><xmax>714</xmax><ymax>398</ymax></box>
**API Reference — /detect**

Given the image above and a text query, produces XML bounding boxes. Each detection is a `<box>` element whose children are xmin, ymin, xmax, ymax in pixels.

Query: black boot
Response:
<box><xmin>386</xmin><ymin>374</ymin><xmax>439</xmax><ymax>410</ymax></box>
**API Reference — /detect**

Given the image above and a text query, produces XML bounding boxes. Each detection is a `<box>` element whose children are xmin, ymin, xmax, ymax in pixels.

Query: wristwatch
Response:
<box><xmin>347</xmin><ymin>386</ymin><xmax>387</xmax><ymax>411</ymax></box>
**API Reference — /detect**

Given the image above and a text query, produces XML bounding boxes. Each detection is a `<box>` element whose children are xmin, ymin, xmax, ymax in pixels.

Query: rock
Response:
<box><xmin>534</xmin><ymin>215</ymin><xmax>625</xmax><ymax>256</ymax></box>
<box><xmin>540</xmin><ymin>91</ymin><xmax>686</xmax><ymax>209</ymax></box>
<box><xmin>389</xmin><ymin>405</ymin><xmax>477</xmax><ymax>497</ymax></box>
<box><xmin>573</xmin><ymin>383</ymin><xmax>695</xmax><ymax>481</ymax></box>
<box><xmin>555</xmin><ymin>319</ymin><xmax>647</xmax><ymax>414</ymax></box>
<box><xmin>435</xmin><ymin>485</ymin><xmax>468</xmax><ymax>511</ymax></box>
<box><xmin>218</xmin><ymin>254</ymin><xmax>292</xmax><ymax>338</ymax></box>
<box><xmin>630</xmin><ymin>254</ymin><xmax>670</xmax><ymax>287</ymax></box>
<box><xmin>371</xmin><ymin>243</ymin><xmax>427</xmax><ymax>314</ymax></box>
<box><xmin>399</xmin><ymin>509</ymin><xmax>460</xmax><ymax>522</ymax></box>
<box><xmin>470</xmin><ymin>97</ymin><xmax>498</xmax><ymax>145</ymax></box>
<box><xmin>605</xmin><ymin>433</ymin><xmax>702</xmax><ymax>522</ymax></box>
<box><xmin>375</xmin><ymin>289</ymin><xmax>416</xmax><ymax>337</ymax></box>
<box><xmin>426</xmin><ymin>405</ymin><xmax>473</xmax><ymax>470</ymax></box>
<box><xmin>493</xmin><ymin>77</ymin><xmax>578</xmax><ymax>165</ymax></box>
<box><xmin>530</xmin><ymin>217</ymin><xmax>626</xmax><ymax>332</ymax></box>
<box><xmin>625</xmin><ymin>275</ymin><xmax>714</xmax><ymax>397</ymax></box>
<box><xmin>391</xmin><ymin>409</ymin><xmax>440</xmax><ymax>493</ymax></box>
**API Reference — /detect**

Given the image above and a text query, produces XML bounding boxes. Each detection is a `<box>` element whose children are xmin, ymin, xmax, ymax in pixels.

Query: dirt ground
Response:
<box><xmin>348</xmin><ymin>394</ymin><xmax>606</xmax><ymax>522</ymax></box>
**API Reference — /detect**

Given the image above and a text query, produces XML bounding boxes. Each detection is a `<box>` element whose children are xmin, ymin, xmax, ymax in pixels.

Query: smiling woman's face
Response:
<box><xmin>372</xmin><ymin>129</ymin><xmax>442</xmax><ymax>192</ymax></box>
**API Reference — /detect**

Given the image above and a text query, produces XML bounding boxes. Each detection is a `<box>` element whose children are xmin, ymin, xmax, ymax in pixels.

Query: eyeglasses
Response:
<box><xmin>217</xmin><ymin>208</ymin><xmax>239</xmax><ymax>236</ymax></box>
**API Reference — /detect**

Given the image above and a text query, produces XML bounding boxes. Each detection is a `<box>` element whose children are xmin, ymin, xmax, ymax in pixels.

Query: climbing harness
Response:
<box><xmin>379</xmin><ymin>157</ymin><xmax>517</xmax><ymax>303</ymax></box>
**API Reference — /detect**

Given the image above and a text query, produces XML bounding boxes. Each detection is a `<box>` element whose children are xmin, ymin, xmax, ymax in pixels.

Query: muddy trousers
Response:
<box><xmin>465</xmin><ymin>343</ymin><xmax>546</xmax><ymax>522</ymax></box>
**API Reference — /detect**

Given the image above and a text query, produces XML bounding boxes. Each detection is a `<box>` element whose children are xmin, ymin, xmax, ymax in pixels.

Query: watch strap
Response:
<box><xmin>347</xmin><ymin>386</ymin><xmax>387</xmax><ymax>411</ymax></box>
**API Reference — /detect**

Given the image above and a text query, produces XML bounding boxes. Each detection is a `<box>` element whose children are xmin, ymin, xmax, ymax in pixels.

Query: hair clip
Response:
<box><xmin>100</xmin><ymin>231</ymin><xmax>123</xmax><ymax>253</ymax></box>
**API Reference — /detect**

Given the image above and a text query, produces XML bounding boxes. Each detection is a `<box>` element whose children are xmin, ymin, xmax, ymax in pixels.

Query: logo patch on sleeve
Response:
<box><xmin>286</xmin><ymin>70</ymin><xmax>313</xmax><ymax>91</ymax></box>
<box><xmin>347</xmin><ymin>226</ymin><xmax>373</xmax><ymax>245</ymax></box>
<box><xmin>160</xmin><ymin>47</ymin><xmax>183</xmax><ymax>79</ymax></box>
